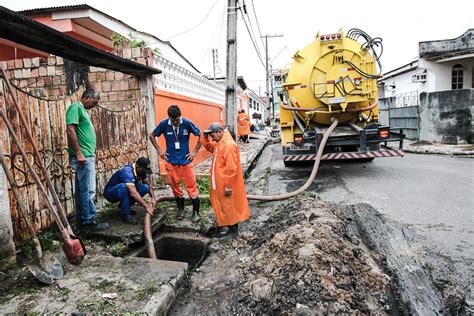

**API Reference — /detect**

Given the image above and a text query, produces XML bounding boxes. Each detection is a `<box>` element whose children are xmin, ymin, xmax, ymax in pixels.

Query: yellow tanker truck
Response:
<box><xmin>279</xmin><ymin>28</ymin><xmax>404</xmax><ymax>166</ymax></box>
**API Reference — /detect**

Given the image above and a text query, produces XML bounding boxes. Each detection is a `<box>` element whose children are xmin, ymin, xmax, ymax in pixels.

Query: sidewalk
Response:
<box><xmin>194</xmin><ymin>132</ymin><xmax>270</xmax><ymax>177</ymax></box>
<box><xmin>403</xmin><ymin>140</ymin><xmax>474</xmax><ymax>156</ymax></box>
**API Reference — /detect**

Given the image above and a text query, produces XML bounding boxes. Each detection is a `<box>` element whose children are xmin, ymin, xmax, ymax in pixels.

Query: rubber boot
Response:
<box><xmin>218</xmin><ymin>223</ymin><xmax>238</xmax><ymax>241</ymax></box>
<box><xmin>191</xmin><ymin>197</ymin><xmax>200</xmax><ymax>223</ymax></box>
<box><xmin>176</xmin><ymin>197</ymin><xmax>185</xmax><ymax>220</ymax></box>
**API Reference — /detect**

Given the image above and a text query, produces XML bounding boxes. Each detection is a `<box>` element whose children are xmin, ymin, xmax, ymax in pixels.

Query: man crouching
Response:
<box><xmin>103</xmin><ymin>157</ymin><xmax>157</xmax><ymax>224</ymax></box>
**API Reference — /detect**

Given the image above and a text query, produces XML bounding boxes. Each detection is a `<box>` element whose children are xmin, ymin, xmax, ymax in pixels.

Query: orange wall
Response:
<box><xmin>153</xmin><ymin>89</ymin><xmax>225</xmax><ymax>176</ymax></box>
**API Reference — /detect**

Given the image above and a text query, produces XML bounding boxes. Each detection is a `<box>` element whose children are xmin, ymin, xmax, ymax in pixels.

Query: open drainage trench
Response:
<box><xmin>126</xmin><ymin>231</ymin><xmax>210</xmax><ymax>272</ymax></box>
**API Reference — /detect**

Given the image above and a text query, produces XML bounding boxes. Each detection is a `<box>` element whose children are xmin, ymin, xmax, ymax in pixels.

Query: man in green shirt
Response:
<box><xmin>66</xmin><ymin>89</ymin><xmax>109</xmax><ymax>232</ymax></box>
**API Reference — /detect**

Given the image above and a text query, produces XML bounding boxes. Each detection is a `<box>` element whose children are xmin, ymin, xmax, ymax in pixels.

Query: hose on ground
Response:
<box><xmin>247</xmin><ymin>118</ymin><xmax>339</xmax><ymax>201</ymax></box>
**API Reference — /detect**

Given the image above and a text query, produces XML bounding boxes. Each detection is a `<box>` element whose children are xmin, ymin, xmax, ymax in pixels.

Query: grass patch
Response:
<box><xmin>110</xmin><ymin>242</ymin><xmax>127</xmax><ymax>256</ymax></box>
<box><xmin>131</xmin><ymin>281</ymin><xmax>161</xmax><ymax>301</ymax></box>
<box><xmin>58</xmin><ymin>287</ymin><xmax>71</xmax><ymax>301</ymax></box>
<box><xmin>196</xmin><ymin>176</ymin><xmax>210</xmax><ymax>195</ymax></box>
<box><xmin>93</xmin><ymin>279</ymin><xmax>115</xmax><ymax>292</ymax></box>
<box><xmin>17</xmin><ymin>227</ymin><xmax>61</xmax><ymax>259</ymax></box>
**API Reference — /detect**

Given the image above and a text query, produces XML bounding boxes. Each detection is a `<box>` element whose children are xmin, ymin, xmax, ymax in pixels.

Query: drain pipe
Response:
<box><xmin>247</xmin><ymin>118</ymin><xmax>339</xmax><ymax>201</ymax></box>
<box><xmin>144</xmin><ymin>195</ymin><xmax>175</xmax><ymax>259</ymax></box>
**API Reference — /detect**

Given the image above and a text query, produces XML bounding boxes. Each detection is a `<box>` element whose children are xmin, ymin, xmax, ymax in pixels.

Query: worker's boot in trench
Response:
<box><xmin>191</xmin><ymin>197</ymin><xmax>200</xmax><ymax>223</ymax></box>
<box><xmin>176</xmin><ymin>197</ymin><xmax>185</xmax><ymax>220</ymax></box>
<box><xmin>218</xmin><ymin>223</ymin><xmax>238</xmax><ymax>241</ymax></box>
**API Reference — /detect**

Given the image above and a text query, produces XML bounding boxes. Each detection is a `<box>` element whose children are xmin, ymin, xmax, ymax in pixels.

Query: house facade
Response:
<box><xmin>378</xmin><ymin>29</ymin><xmax>473</xmax><ymax>143</ymax></box>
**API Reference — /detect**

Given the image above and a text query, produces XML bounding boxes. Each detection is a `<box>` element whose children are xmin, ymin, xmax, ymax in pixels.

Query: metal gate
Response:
<box><xmin>0</xmin><ymin>79</ymin><xmax>149</xmax><ymax>241</ymax></box>
<box><xmin>379</xmin><ymin>91</ymin><xmax>421</xmax><ymax>140</ymax></box>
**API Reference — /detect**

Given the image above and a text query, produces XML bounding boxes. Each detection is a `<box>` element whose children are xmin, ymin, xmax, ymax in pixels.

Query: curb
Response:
<box><xmin>404</xmin><ymin>146</ymin><xmax>474</xmax><ymax>156</ymax></box>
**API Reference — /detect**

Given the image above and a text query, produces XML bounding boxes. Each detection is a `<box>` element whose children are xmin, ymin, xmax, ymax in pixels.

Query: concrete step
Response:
<box><xmin>87</xmin><ymin>207</ymin><xmax>167</xmax><ymax>244</ymax></box>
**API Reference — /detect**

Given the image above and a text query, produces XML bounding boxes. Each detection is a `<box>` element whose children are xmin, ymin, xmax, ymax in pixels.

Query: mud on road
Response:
<box><xmin>169</xmin><ymin>195</ymin><xmax>406</xmax><ymax>314</ymax></box>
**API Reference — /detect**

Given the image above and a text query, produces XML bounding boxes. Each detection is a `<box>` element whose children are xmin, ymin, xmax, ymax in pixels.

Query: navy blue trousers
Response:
<box><xmin>104</xmin><ymin>183</ymin><xmax>149</xmax><ymax>216</ymax></box>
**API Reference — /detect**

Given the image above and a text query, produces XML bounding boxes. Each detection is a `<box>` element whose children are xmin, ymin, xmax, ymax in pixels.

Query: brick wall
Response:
<box><xmin>0</xmin><ymin>48</ymin><xmax>154</xmax><ymax>241</ymax></box>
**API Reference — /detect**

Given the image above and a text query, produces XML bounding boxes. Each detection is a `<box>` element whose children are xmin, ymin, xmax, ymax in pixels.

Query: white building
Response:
<box><xmin>379</xmin><ymin>29</ymin><xmax>473</xmax><ymax>104</ymax></box>
<box><xmin>378</xmin><ymin>29</ymin><xmax>473</xmax><ymax>143</ymax></box>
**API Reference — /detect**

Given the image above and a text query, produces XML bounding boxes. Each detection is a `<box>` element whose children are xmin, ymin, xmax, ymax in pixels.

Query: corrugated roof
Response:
<box><xmin>0</xmin><ymin>5</ymin><xmax>161</xmax><ymax>76</ymax></box>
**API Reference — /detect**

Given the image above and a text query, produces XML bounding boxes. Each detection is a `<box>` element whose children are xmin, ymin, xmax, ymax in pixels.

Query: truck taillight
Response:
<box><xmin>294</xmin><ymin>136</ymin><xmax>303</xmax><ymax>144</ymax></box>
<box><xmin>379</xmin><ymin>130</ymin><xmax>389</xmax><ymax>138</ymax></box>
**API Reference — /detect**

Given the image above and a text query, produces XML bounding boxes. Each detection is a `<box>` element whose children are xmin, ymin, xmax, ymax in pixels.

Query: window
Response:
<box><xmin>451</xmin><ymin>64</ymin><xmax>463</xmax><ymax>90</ymax></box>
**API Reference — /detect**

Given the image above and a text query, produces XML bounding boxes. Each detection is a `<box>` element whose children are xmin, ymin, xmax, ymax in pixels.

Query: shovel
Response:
<box><xmin>0</xmin><ymin>106</ymin><xmax>86</xmax><ymax>264</ymax></box>
<box><xmin>0</xmin><ymin>144</ymin><xmax>63</xmax><ymax>284</ymax></box>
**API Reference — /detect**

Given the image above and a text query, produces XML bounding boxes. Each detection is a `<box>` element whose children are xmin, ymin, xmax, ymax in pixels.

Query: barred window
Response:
<box><xmin>451</xmin><ymin>64</ymin><xmax>463</xmax><ymax>90</ymax></box>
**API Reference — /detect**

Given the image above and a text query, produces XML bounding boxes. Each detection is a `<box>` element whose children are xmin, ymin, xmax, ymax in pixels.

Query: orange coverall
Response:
<box><xmin>237</xmin><ymin>112</ymin><xmax>251</xmax><ymax>137</ymax></box>
<box><xmin>202</xmin><ymin>131</ymin><xmax>250</xmax><ymax>226</ymax></box>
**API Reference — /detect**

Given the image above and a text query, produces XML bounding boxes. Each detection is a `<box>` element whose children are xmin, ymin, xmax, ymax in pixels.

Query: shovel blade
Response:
<box><xmin>25</xmin><ymin>252</ymin><xmax>64</xmax><ymax>285</ymax></box>
<box><xmin>62</xmin><ymin>237</ymin><xmax>86</xmax><ymax>265</ymax></box>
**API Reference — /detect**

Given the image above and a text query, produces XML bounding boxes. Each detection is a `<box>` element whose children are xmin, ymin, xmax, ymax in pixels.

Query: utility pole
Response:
<box><xmin>212</xmin><ymin>49</ymin><xmax>217</xmax><ymax>81</ymax></box>
<box><xmin>225</xmin><ymin>0</ymin><xmax>238</xmax><ymax>139</ymax></box>
<box><xmin>262</xmin><ymin>34</ymin><xmax>283</xmax><ymax>123</ymax></box>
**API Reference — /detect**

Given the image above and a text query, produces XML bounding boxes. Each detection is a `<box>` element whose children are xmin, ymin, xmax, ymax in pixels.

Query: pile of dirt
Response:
<box><xmin>171</xmin><ymin>196</ymin><xmax>394</xmax><ymax>314</ymax></box>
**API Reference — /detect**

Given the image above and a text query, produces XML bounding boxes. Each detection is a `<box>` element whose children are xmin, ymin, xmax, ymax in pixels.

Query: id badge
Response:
<box><xmin>175</xmin><ymin>142</ymin><xmax>180</xmax><ymax>150</ymax></box>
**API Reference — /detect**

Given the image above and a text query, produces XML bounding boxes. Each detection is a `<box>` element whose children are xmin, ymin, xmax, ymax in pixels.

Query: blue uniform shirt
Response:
<box><xmin>104</xmin><ymin>164</ymin><xmax>147</xmax><ymax>191</ymax></box>
<box><xmin>153</xmin><ymin>118</ymin><xmax>200</xmax><ymax>165</ymax></box>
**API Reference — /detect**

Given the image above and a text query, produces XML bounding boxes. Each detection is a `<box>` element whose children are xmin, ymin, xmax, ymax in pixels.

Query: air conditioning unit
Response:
<box><xmin>412</xmin><ymin>73</ymin><xmax>427</xmax><ymax>83</ymax></box>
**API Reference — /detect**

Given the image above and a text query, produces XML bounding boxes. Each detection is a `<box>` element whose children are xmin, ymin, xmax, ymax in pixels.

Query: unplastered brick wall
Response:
<box><xmin>0</xmin><ymin>47</ymin><xmax>153</xmax><ymax>110</ymax></box>
<box><xmin>0</xmin><ymin>56</ymin><xmax>68</xmax><ymax>98</ymax></box>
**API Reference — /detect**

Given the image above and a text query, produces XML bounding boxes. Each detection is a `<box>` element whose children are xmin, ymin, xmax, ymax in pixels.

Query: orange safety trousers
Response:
<box><xmin>165</xmin><ymin>162</ymin><xmax>199</xmax><ymax>199</ymax></box>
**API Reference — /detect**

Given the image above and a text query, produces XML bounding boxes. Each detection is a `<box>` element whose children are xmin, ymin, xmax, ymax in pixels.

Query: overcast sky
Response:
<box><xmin>3</xmin><ymin>0</ymin><xmax>473</xmax><ymax>93</ymax></box>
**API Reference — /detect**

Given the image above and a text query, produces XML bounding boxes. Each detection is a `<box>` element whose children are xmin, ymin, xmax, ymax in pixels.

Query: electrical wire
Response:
<box><xmin>238</xmin><ymin>7</ymin><xmax>266</xmax><ymax>68</ymax></box>
<box><xmin>202</xmin><ymin>1</ymin><xmax>227</xmax><ymax>64</ymax></box>
<box><xmin>165</xmin><ymin>0</ymin><xmax>219</xmax><ymax>40</ymax></box>
<box><xmin>250</xmin><ymin>0</ymin><xmax>266</xmax><ymax>49</ymax></box>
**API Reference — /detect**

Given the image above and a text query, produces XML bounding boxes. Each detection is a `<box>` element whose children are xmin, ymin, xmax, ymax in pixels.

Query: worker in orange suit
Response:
<box><xmin>149</xmin><ymin>105</ymin><xmax>202</xmax><ymax>222</ymax></box>
<box><xmin>201</xmin><ymin>122</ymin><xmax>250</xmax><ymax>241</ymax></box>
<box><xmin>237</xmin><ymin>109</ymin><xmax>251</xmax><ymax>143</ymax></box>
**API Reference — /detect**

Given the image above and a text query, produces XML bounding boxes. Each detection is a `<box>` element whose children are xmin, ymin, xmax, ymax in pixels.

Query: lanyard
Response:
<box><xmin>172</xmin><ymin>125</ymin><xmax>179</xmax><ymax>141</ymax></box>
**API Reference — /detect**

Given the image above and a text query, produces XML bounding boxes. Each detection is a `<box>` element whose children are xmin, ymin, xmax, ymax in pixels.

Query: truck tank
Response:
<box><xmin>283</xmin><ymin>28</ymin><xmax>380</xmax><ymax>126</ymax></box>
<box><xmin>279</xmin><ymin>28</ymin><xmax>404</xmax><ymax>165</ymax></box>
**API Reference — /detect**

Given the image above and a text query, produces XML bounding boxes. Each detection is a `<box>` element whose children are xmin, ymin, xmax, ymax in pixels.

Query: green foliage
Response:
<box><xmin>132</xmin><ymin>281</ymin><xmax>160</xmax><ymax>301</ymax></box>
<box><xmin>17</xmin><ymin>227</ymin><xmax>61</xmax><ymax>258</ymax></box>
<box><xmin>58</xmin><ymin>288</ymin><xmax>71</xmax><ymax>301</ymax></box>
<box><xmin>110</xmin><ymin>242</ymin><xmax>127</xmax><ymax>256</ymax></box>
<box><xmin>196</xmin><ymin>176</ymin><xmax>210</xmax><ymax>195</ymax></box>
<box><xmin>111</xmin><ymin>32</ymin><xmax>148</xmax><ymax>49</ymax></box>
<box><xmin>93</xmin><ymin>279</ymin><xmax>115</xmax><ymax>292</ymax></box>
<box><xmin>153</xmin><ymin>47</ymin><xmax>161</xmax><ymax>55</ymax></box>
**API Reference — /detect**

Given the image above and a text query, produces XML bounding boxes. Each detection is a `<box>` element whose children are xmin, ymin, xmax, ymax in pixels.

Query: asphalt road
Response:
<box><xmin>262</xmin><ymin>144</ymin><xmax>473</xmax><ymax>308</ymax></box>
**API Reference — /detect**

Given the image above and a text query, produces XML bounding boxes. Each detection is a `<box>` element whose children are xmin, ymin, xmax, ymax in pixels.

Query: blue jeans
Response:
<box><xmin>70</xmin><ymin>156</ymin><xmax>97</xmax><ymax>225</ymax></box>
<box><xmin>103</xmin><ymin>183</ymin><xmax>149</xmax><ymax>216</ymax></box>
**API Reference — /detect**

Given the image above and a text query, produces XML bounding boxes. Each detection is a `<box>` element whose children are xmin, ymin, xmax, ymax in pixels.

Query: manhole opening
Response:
<box><xmin>135</xmin><ymin>237</ymin><xmax>208</xmax><ymax>271</ymax></box>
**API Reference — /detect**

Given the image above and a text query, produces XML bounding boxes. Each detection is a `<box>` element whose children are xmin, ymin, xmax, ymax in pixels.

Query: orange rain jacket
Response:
<box><xmin>237</xmin><ymin>112</ymin><xmax>251</xmax><ymax>136</ymax></box>
<box><xmin>202</xmin><ymin>131</ymin><xmax>250</xmax><ymax>226</ymax></box>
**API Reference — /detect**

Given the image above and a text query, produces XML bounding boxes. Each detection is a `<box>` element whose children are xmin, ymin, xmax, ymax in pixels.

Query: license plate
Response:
<box><xmin>290</xmin><ymin>144</ymin><xmax>311</xmax><ymax>151</ymax></box>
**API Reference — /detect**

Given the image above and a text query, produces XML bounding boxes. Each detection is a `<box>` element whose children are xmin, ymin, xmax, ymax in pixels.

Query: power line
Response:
<box><xmin>238</xmin><ymin>6</ymin><xmax>265</xmax><ymax>68</ymax></box>
<box><xmin>241</xmin><ymin>0</ymin><xmax>265</xmax><ymax>55</ymax></box>
<box><xmin>165</xmin><ymin>0</ymin><xmax>219</xmax><ymax>40</ymax></box>
<box><xmin>250</xmin><ymin>0</ymin><xmax>265</xmax><ymax>49</ymax></box>
<box><xmin>202</xmin><ymin>1</ymin><xmax>227</xmax><ymax>63</ymax></box>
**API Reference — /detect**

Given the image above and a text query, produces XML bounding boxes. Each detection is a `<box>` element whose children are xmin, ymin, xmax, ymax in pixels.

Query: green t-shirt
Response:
<box><xmin>66</xmin><ymin>101</ymin><xmax>96</xmax><ymax>157</ymax></box>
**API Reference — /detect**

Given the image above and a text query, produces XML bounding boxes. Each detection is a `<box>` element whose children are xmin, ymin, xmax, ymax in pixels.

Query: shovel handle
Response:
<box><xmin>0</xmin><ymin>144</ymin><xmax>43</xmax><ymax>258</ymax></box>
<box><xmin>0</xmin><ymin>107</ymin><xmax>65</xmax><ymax>232</ymax></box>
<box><xmin>1</xmin><ymin>67</ymin><xmax>70</xmax><ymax>229</ymax></box>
